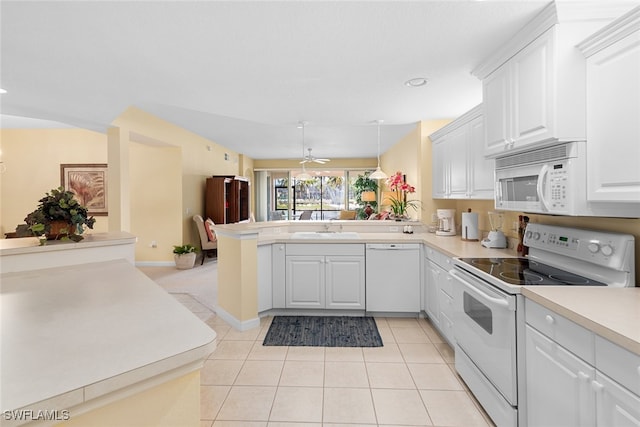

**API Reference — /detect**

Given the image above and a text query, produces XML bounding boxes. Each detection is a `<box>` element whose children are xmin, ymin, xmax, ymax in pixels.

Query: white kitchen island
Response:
<box><xmin>0</xmin><ymin>234</ymin><xmax>217</xmax><ymax>427</ymax></box>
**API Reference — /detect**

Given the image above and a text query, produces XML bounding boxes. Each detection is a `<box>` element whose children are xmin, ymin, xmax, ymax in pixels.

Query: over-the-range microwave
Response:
<box><xmin>494</xmin><ymin>141</ymin><xmax>638</xmax><ymax>218</ymax></box>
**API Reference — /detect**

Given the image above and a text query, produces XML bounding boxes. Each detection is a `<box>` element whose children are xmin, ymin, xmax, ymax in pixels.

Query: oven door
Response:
<box><xmin>451</xmin><ymin>268</ymin><xmax>518</xmax><ymax>405</ymax></box>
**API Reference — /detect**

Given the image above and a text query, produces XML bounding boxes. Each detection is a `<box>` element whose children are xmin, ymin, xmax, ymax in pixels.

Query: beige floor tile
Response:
<box><xmin>376</xmin><ymin>326</ymin><xmax>396</xmax><ymax>343</ymax></box>
<box><xmin>208</xmin><ymin>324</ymin><xmax>232</xmax><ymax>341</ymax></box>
<box><xmin>323</xmin><ymin>387</ymin><xmax>377</xmax><ymax>424</ymax></box>
<box><xmin>267</xmin><ymin>423</ymin><xmax>320</xmax><ymax>427</ymax></box>
<box><xmin>279</xmin><ymin>360</ymin><xmax>324</xmax><ymax>387</ymax></box>
<box><xmin>201</xmin><ymin>359</ymin><xmax>244</xmax><ymax>385</ymax></box>
<box><xmin>202</xmin><ymin>420</ymin><xmax>214</xmax><ymax>427</ymax></box>
<box><xmin>362</xmin><ymin>342</ymin><xmax>404</xmax><ymax>363</ymax></box>
<box><xmin>385</xmin><ymin>317</ymin><xmax>421</xmax><ymax>328</ymax></box>
<box><xmin>420</xmin><ymin>322</ymin><xmax>445</xmax><ymax>343</ymax></box>
<box><xmin>213</xmin><ymin>422</ymin><xmax>267</xmax><ymax>427</ymax></box>
<box><xmin>210</xmin><ymin>340</ymin><xmax>254</xmax><ymax>360</ymax></box>
<box><xmin>420</xmin><ymin>390</ymin><xmax>490</xmax><ymax>426</ymax></box>
<box><xmin>322</xmin><ymin>425</ymin><xmax>376</xmax><ymax>427</ymax></box>
<box><xmin>398</xmin><ymin>343</ymin><xmax>446</xmax><ymax>363</ymax></box>
<box><xmin>269</xmin><ymin>387</ymin><xmax>323</xmax><ymax>423</ymax></box>
<box><xmin>234</xmin><ymin>360</ymin><xmax>284</xmax><ymax>386</ymax></box>
<box><xmin>216</xmin><ymin>386</ymin><xmax>276</xmax><ymax>421</ymax></box>
<box><xmin>366</xmin><ymin>362</ymin><xmax>415</xmax><ymax>389</ymax></box>
<box><xmin>286</xmin><ymin>346</ymin><xmax>325</xmax><ymax>361</ymax></box>
<box><xmin>324</xmin><ymin>347</ymin><xmax>364</xmax><ymax>362</ymax></box>
<box><xmin>371</xmin><ymin>388</ymin><xmax>432</xmax><ymax>426</ymax></box>
<box><xmin>373</xmin><ymin>317</ymin><xmax>389</xmax><ymax>328</ymax></box>
<box><xmin>200</xmin><ymin>385</ymin><xmax>230</xmax><ymax>420</ymax></box>
<box><xmin>407</xmin><ymin>363</ymin><xmax>464</xmax><ymax>390</ymax></box>
<box><xmin>391</xmin><ymin>327</ymin><xmax>431</xmax><ymax>343</ymax></box>
<box><xmin>324</xmin><ymin>361</ymin><xmax>369</xmax><ymax>388</ymax></box>
<box><xmin>224</xmin><ymin>327</ymin><xmax>261</xmax><ymax>341</ymax></box>
<box><xmin>434</xmin><ymin>342</ymin><xmax>455</xmax><ymax>363</ymax></box>
<box><xmin>247</xmin><ymin>342</ymin><xmax>289</xmax><ymax>361</ymax></box>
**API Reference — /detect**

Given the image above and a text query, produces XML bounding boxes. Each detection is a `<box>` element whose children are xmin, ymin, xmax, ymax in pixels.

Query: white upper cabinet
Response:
<box><xmin>474</xmin><ymin>2</ymin><xmax>633</xmax><ymax>158</ymax></box>
<box><xmin>578</xmin><ymin>6</ymin><xmax>640</xmax><ymax>204</ymax></box>
<box><xmin>430</xmin><ymin>105</ymin><xmax>494</xmax><ymax>200</ymax></box>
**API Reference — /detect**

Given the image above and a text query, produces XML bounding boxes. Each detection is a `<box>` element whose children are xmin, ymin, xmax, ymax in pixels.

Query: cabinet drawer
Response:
<box><xmin>286</xmin><ymin>243</ymin><xmax>364</xmax><ymax>256</ymax></box>
<box><xmin>595</xmin><ymin>335</ymin><xmax>640</xmax><ymax>396</ymax></box>
<box><xmin>525</xmin><ymin>300</ymin><xmax>594</xmax><ymax>364</ymax></box>
<box><xmin>425</xmin><ymin>246</ymin><xmax>453</xmax><ymax>272</ymax></box>
<box><xmin>439</xmin><ymin>289</ymin><xmax>454</xmax><ymax>318</ymax></box>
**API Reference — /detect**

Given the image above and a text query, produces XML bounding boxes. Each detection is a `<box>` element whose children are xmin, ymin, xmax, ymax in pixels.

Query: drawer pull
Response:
<box><xmin>578</xmin><ymin>371</ymin><xmax>590</xmax><ymax>381</ymax></box>
<box><xmin>545</xmin><ymin>315</ymin><xmax>555</xmax><ymax>325</ymax></box>
<box><xmin>591</xmin><ymin>381</ymin><xmax>604</xmax><ymax>393</ymax></box>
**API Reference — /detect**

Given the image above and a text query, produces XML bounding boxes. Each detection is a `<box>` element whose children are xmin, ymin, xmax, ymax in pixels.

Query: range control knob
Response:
<box><xmin>588</xmin><ymin>243</ymin><xmax>600</xmax><ymax>254</ymax></box>
<box><xmin>525</xmin><ymin>230</ymin><xmax>533</xmax><ymax>239</ymax></box>
<box><xmin>601</xmin><ymin>245</ymin><xmax>614</xmax><ymax>257</ymax></box>
<box><xmin>532</xmin><ymin>232</ymin><xmax>541</xmax><ymax>240</ymax></box>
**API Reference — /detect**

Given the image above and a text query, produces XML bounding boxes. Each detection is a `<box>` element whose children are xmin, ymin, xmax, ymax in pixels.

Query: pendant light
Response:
<box><xmin>369</xmin><ymin>119</ymin><xmax>388</xmax><ymax>180</ymax></box>
<box><xmin>297</xmin><ymin>121</ymin><xmax>311</xmax><ymax>180</ymax></box>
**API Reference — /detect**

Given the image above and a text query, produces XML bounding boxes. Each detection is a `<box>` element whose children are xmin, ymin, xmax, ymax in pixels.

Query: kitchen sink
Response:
<box><xmin>290</xmin><ymin>231</ymin><xmax>360</xmax><ymax>239</ymax></box>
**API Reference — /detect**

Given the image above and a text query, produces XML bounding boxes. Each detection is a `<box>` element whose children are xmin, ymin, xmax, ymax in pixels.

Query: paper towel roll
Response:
<box><xmin>461</xmin><ymin>212</ymin><xmax>479</xmax><ymax>241</ymax></box>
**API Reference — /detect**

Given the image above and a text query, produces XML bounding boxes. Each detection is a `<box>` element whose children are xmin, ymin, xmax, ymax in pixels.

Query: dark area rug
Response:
<box><xmin>263</xmin><ymin>315</ymin><xmax>383</xmax><ymax>347</ymax></box>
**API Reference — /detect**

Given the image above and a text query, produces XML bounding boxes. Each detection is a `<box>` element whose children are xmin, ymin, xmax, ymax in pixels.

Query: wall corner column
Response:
<box><xmin>107</xmin><ymin>126</ymin><xmax>131</xmax><ymax>232</ymax></box>
<box><xmin>214</xmin><ymin>229</ymin><xmax>260</xmax><ymax>331</ymax></box>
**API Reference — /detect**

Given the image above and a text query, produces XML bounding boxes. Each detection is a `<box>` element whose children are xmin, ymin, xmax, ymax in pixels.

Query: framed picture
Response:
<box><xmin>60</xmin><ymin>163</ymin><xmax>108</xmax><ymax>216</ymax></box>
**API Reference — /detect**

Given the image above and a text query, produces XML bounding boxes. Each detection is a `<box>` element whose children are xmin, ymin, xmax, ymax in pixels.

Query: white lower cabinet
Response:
<box><xmin>423</xmin><ymin>246</ymin><xmax>455</xmax><ymax>345</ymax></box>
<box><xmin>525</xmin><ymin>299</ymin><xmax>640</xmax><ymax>427</ymax></box>
<box><xmin>525</xmin><ymin>325</ymin><xmax>596</xmax><ymax>427</ymax></box>
<box><xmin>285</xmin><ymin>244</ymin><xmax>365</xmax><ymax>310</ymax></box>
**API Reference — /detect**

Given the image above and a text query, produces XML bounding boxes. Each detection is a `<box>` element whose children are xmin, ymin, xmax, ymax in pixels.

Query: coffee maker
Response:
<box><xmin>436</xmin><ymin>209</ymin><xmax>456</xmax><ymax>236</ymax></box>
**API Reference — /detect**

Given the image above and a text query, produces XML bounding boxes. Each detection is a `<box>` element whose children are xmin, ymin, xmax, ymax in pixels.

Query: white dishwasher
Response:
<box><xmin>365</xmin><ymin>243</ymin><xmax>421</xmax><ymax>313</ymax></box>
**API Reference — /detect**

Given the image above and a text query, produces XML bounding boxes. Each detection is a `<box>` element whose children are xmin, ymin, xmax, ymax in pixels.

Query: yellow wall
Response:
<box><xmin>0</xmin><ymin>128</ymin><xmax>109</xmax><ymax>237</ymax></box>
<box><xmin>111</xmin><ymin>107</ymin><xmax>249</xmax><ymax>262</ymax></box>
<box><xmin>130</xmin><ymin>142</ymin><xmax>182</xmax><ymax>261</ymax></box>
<box><xmin>380</xmin><ymin>120</ymin><xmax>453</xmax><ymax>222</ymax></box>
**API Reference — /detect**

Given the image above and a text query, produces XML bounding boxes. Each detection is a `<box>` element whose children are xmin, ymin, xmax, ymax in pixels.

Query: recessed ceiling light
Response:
<box><xmin>404</xmin><ymin>77</ymin><xmax>428</xmax><ymax>87</ymax></box>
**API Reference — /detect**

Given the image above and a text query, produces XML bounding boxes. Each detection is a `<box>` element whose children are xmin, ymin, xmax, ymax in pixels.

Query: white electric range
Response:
<box><xmin>449</xmin><ymin>223</ymin><xmax>635</xmax><ymax>427</ymax></box>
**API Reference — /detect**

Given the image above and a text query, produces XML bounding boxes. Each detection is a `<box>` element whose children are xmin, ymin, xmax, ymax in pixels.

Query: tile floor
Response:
<box><xmin>171</xmin><ymin>294</ymin><xmax>494</xmax><ymax>427</ymax></box>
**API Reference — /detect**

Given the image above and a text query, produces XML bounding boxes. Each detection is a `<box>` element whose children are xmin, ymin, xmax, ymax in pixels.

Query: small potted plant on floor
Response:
<box><xmin>24</xmin><ymin>186</ymin><xmax>96</xmax><ymax>243</ymax></box>
<box><xmin>173</xmin><ymin>244</ymin><xmax>197</xmax><ymax>269</ymax></box>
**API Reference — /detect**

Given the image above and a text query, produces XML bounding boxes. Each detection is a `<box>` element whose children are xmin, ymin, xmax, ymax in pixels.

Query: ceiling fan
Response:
<box><xmin>300</xmin><ymin>147</ymin><xmax>330</xmax><ymax>165</ymax></box>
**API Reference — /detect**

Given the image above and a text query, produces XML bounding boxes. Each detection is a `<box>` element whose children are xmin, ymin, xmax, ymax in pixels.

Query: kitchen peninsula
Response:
<box><xmin>0</xmin><ymin>233</ymin><xmax>217</xmax><ymax>427</ymax></box>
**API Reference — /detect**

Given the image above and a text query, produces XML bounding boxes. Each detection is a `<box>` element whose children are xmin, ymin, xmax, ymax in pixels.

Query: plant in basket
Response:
<box><xmin>24</xmin><ymin>187</ymin><xmax>96</xmax><ymax>243</ymax></box>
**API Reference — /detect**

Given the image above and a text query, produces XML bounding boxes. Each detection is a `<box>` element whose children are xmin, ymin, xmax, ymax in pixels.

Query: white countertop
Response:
<box><xmin>0</xmin><ymin>231</ymin><xmax>136</xmax><ymax>256</ymax></box>
<box><xmin>522</xmin><ymin>287</ymin><xmax>640</xmax><ymax>355</ymax></box>
<box><xmin>0</xmin><ymin>259</ymin><xmax>217</xmax><ymax>413</ymax></box>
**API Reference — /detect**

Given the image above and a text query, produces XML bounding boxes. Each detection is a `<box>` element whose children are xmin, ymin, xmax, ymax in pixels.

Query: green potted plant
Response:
<box><xmin>353</xmin><ymin>171</ymin><xmax>378</xmax><ymax>219</ymax></box>
<box><xmin>173</xmin><ymin>244</ymin><xmax>197</xmax><ymax>269</ymax></box>
<box><xmin>24</xmin><ymin>186</ymin><xmax>96</xmax><ymax>243</ymax></box>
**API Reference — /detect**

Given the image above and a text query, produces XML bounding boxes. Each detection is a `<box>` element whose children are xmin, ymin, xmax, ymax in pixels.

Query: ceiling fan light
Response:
<box><xmin>297</xmin><ymin>171</ymin><xmax>312</xmax><ymax>180</ymax></box>
<box><xmin>370</xmin><ymin>166</ymin><xmax>388</xmax><ymax>180</ymax></box>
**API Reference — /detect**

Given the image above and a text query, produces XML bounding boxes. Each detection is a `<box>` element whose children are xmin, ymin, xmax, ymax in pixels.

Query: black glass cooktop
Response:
<box><xmin>458</xmin><ymin>258</ymin><xmax>607</xmax><ymax>286</ymax></box>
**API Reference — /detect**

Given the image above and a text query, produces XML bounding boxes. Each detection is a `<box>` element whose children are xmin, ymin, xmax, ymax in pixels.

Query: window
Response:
<box><xmin>255</xmin><ymin>169</ymin><xmax>374</xmax><ymax>221</ymax></box>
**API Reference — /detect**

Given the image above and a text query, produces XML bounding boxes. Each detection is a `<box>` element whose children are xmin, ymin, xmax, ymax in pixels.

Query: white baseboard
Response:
<box><xmin>135</xmin><ymin>261</ymin><xmax>175</xmax><ymax>267</ymax></box>
<box><xmin>215</xmin><ymin>306</ymin><xmax>260</xmax><ymax>331</ymax></box>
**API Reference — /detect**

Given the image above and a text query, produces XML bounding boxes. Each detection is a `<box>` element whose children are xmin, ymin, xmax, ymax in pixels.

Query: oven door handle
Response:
<box><xmin>450</xmin><ymin>270</ymin><xmax>514</xmax><ymax>311</ymax></box>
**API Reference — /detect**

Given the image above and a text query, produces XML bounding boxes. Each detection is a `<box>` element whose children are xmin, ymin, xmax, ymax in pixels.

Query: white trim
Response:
<box><xmin>135</xmin><ymin>261</ymin><xmax>175</xmax><ymax>267</ymax></box>
<box><xmin>215</xmin><ymin>306</ymin><xmax>261</xmax><ymax>331</ymax></box>
<box><xmin>213</xmin><ymin>229</ymin><xmax>259</xmax><ymax>240</ymax></box>
<box><xmin>577</xmin><ymin>6</ymin><xmax>640</xmax><ymax>57</ymax></box>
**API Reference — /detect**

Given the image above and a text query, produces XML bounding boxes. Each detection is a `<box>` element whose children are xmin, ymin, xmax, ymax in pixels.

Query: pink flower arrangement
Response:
<box><xmin>386</xmin><ymin>171</ymin><xmax>419</xmax><ymax>218</ymax></box>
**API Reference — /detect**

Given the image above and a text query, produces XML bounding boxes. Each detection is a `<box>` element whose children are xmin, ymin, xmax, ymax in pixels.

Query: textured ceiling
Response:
<box><xmin>0</xmin><ymin>1</ymin><xmax>552</xmax><ymax>159</ymax></box>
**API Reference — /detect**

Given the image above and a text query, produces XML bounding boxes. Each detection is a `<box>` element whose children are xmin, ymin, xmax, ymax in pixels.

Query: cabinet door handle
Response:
<box><xmin>591</xmin><ymin>380</ymin><xmax>604</xmax><ymax>393</ymax></box>
<box><xmin>545</xmin><ymin>314</ymin><xmax>555</xmax><ymax>325</ymax></box>
<box><xmin>578</xmin><ymin>371</ymin><xmax>590</xmax><ymax>381</ymax></box>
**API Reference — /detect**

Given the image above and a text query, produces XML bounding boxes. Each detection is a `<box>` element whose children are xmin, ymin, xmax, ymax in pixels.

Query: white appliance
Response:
<box><xmin>436</xmin><ymin>209</ymin><xmax>456</xmax><ymax>236</ymax></box>
<box><xmin>365</xmin><ymin>243</ymin><xmax>420</xmax><ymax>313</ymax></box>
<box><xmin>481</xmin><ymin>211</ymin><xmax>507</xmax><ymax>248</ymax></box>
<box><xmin>450</xmin><ymin>224</ymin><xmax>635</xmax><ymax>427</ymax></box>
<box><xmin>494</xmin><ymin>141</ymin><xmax>639</xmax><ymax>217</ymax></box>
